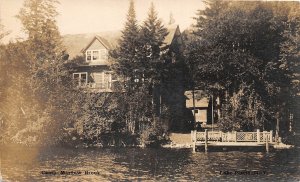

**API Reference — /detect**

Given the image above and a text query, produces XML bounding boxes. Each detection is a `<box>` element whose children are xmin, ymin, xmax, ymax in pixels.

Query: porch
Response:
<box><xmin>78</xmin><ymin>82</ymin><xmax>114</xmax><ymax>92</ymax></box>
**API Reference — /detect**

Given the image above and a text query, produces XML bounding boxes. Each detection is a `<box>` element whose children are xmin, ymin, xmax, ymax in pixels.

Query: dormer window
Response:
<box><xmin>86</xmin><ymin>50</ymin><xmax>107</xmax><ymax>62</ymax></box>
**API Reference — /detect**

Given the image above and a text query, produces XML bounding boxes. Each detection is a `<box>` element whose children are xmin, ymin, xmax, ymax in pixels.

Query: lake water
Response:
<box><xmin>1</xmin><ymin>145</ymin><xmax>299</xmax><ymax>181</ymax></box>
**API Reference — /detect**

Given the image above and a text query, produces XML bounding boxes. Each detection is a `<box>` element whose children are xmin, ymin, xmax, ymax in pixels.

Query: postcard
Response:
<box><xmin>0</xmin><ymin>0</ymin><xmax>299</xmax><ymax>181</ymax></box>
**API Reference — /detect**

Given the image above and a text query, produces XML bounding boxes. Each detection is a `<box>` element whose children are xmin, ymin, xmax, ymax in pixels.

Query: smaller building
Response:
<box><xmin>184</xmin><ymin>90</ymin><xmax>221</xmax><ymax>127</ymax></box>
<box><xmin>185</xmin><ymin>90</ymin><xmax>209</xmax><ymax>124</ymax></box>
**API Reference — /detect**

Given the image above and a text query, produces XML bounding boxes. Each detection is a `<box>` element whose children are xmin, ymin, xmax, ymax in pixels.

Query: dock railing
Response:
<box><xmin>191</xmin><ymin>129</ymin><xmax>273</xmax><ymax>143</ymax></box>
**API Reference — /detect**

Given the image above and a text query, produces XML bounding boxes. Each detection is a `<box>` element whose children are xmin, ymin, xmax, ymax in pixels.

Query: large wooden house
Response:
<box><xmin>63</xmin><ymin>25</ymin><xmax>183</xmax><ymax>93</ymax></box>
<box><xmin>63</xmin><ymin>25</ymin><xmax>197</xmax><ymax>131</ymax></box>
<box><xmin>67</xmin><ymin>35</ymin><xmax>117</xmax><ymax>92</ymax></box>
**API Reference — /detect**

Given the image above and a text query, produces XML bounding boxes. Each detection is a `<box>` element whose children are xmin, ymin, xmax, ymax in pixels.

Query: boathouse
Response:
<box><xmin>184</xmin><ymin>90</ymin><xmax>221</xmax><ymax>128</ymax></box>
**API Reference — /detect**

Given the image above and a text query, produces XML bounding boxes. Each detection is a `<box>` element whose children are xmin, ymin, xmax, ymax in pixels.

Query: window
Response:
<box><xmin>86</xmin><ymin>50</ymin><xmax>107</xmax><ymax>62</ymax></box>
<box><xmin>86</xmin><ymin>51</ymin><xmax>91</xmax><ymax>61</ymax></box>
<box><xmin>80</xmin><ymin>74</ymin><xmax>87</xmax><ymax>85</ymax></box>
<box><xmin>73</xmin><ymin>73</ymin><xmax>79</xmax><ymax>80</ymax></box>
<box><xmin>93</xmin><ymin>51</ymin><xmax>99</xmax><ymax>60</ymax></box>
<box><xmin>73</xmin><ymin>72</ymin><xmax>88</xmax><ymax>86</ymax></box>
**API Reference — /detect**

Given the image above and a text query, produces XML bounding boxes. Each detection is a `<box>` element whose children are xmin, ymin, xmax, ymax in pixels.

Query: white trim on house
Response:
<box><xmin>81</xmin><ymin>36</ymin><xmax>111</xmax><ymax>53</ymax></box>
<box><xmin>93</xmin><ymin>72</ymin><xmax>104</xmax><ymax>88</ymax></box>
<box><xmin>85</xmin><ymin>49</ymin><xmax>108</xmax><ymax>63</ymax></box>
<box><xmin>73</xmin><ymin>72</ymin><xmax>88</xmax><ymax>86</ymax></box>
<box><xmin>90</xmin><ymin>71</ymin><xmax>115</xmax><ymax>89</ymax></box>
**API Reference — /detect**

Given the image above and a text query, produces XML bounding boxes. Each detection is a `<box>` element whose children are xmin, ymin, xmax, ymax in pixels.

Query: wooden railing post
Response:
<box><xmin>227</xmin><ymin>131</ymin><xmax>229</xmax><ymax>142</ymax></box>
<box><xmin>234</xmin><ymin>131</ymin><xmax>237</xmax><ymax>142</ymax></box>
<box><xmin>257</xmin><ymin>129</ymin><xmax>260</xmax><ymax>143</ymax></box>
<box><xmin>192</xmin><ymin>130</ymin><xmax>196</xmax><ymax>153</ymax></box>
<box><xmin>266</xmin><ymin>133</ymin><xmax>269</xmax><ymax>152</ymax></box>
<box><xmin>270</xmin><ymin>130</ymin><xmax>273</xmax><ymax>143</ymax></box>
<box><xmin>221</xmin><ymin>132</ymin><xmax>224</xmax><ymax>142</ymax></box>
<box><xmin>205</xmin><ymin>129</ymin><xmax>208</xmax><ymax>152</ymax></box>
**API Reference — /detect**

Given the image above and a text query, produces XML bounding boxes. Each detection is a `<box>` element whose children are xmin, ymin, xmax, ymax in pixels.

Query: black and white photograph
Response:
<box><xmin>0</xmin><ymin>0</ymin><xmax>299</xmax><ymax>181</ymax></box>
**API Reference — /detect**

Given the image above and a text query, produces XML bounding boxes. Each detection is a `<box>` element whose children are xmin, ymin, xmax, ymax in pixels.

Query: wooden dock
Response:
<box><xmin>191</xmin><ymin>129</ymin><xmax>275</xmax><ymax>152</ymax></box>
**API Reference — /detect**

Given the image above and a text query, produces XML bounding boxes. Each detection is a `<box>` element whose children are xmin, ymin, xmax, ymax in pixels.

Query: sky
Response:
<box><xmin>0</xmin><ymin>0</ymin><xmax>205</xmax><ymax>43</ymax></box>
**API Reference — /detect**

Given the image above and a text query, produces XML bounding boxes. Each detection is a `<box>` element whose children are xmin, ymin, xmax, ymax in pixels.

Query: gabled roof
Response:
<box><xmin>184</xmin><ymin>90</ymin><xmax>209</xmax><ymax>108</ymax></box>
<box><xmin>63</xmin><ymin>26</ymin><xmax>182</xmax><ymax>60</ymax></box>
<box><xmin>163</xmin><ymin>24</ymin><xmax>180</xmax><ymax>45</ymax></box>
<box><xmin>81</xmin><ymin>35</ymin><xmax>113</xmax><ymax>53</ymax></box>
<box><xmin>62</xmin><ymin>31</ymin><xmax>121</xmax><ymax>59</ymax></box>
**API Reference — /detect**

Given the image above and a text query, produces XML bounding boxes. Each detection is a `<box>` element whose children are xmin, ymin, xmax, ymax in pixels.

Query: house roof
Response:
<box><xmin>81</xmin><ymin>35</ymin><xmax>113</xmax><ymax>53</ymax></box>
<box><xmin>62</xmin><ymin>31</ymin><xmax>121</xmax><ymax>59</ymax></box>
<box><xmin>163</xmin><ymin>24</ymin><xmax>180</xmax><ymax>45</ymax></box>
<box><xmin>184</xmin><ymin>90</ymin><xmax>209</xmax><ymax>108</ymax></box>
<box><xmin>63</xmin><ymin>26</ymin><xmax>180</xmax><ymax>59</ymax></box>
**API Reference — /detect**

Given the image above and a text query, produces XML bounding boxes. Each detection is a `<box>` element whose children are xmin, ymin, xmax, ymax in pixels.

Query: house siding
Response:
<box><xmin>85</xmin><ymin>39</ymin><xmax>110</xmax><ymax>65</ymax></box>
<box><xmin>67</xmin><ymin>27</ymin><xmax>191</xmax><ymax>131</ymax></box>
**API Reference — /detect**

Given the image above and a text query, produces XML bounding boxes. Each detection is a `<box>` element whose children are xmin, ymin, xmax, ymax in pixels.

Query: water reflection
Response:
<box><xmin>0</xmin><ymin>145</ymin><xmax>299</xmax><ymax>181</ymax></box>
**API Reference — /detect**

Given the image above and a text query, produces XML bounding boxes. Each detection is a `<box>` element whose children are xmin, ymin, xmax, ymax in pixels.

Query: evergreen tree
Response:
<box><xmin>111</xmin><ymin>0</ymin><xmax>139</xmax><ymax>90</ymax></box>
<box><xmin>111</xmin><ymin>2</ymin><xmax>169</xmax><ymax>139</ymax></box>
<box><xmin>17</xmin><ymin>0</ymin><xmax>68</xmax><ymax>103</ymax></box>
<box><xmin>136</xmin><ymin>3</ymin><xmax>169</xmax><ymax>139</ymax></box>
<box><xmin>0</xmin><ymin>0</ymin><xmax>78</xmax><ymax>145</ymax></box>
<box><xmin>187</xmin><ymin>1</ymin><xmax>299</xmax><ymax>135</ymax></box>
<box><xmin>139</xmin><ymin>2</ymin><xmax>168</xmax><ymax>82</ymax></box>
<box><xmin>110</xmin><ymin>0</ymin><xmax>143</xmax><ymax>134</ymax></box>
<box><xmin>17</xmin><ymin>0</ymin><xmax>62</xmax><ymax>62</ymax></box>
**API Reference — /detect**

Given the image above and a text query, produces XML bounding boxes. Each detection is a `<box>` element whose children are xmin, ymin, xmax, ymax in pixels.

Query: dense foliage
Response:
<box><xmin>110</xmin><ymin>1</ymin><xmax>170</xmax><ymax>145</ymax></box>
<box><xmin>186</xmin><ymin>1</ymin><xmax>299</xmax><ymax>136</ymax></box>
<box><xmin>1</xmin><ymin>0</ymin><xmax>298</xmax><ymax>147</ymax></box>
<box><xmin>0</xmin><ymin>0</ymin><xmax>80</xmax><ymax>145</ymax></box>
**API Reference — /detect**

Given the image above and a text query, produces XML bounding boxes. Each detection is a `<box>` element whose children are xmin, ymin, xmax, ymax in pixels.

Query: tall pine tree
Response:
<box><xmin>17</xmin><ymin>0</ymin><xmax>62</xmax><ymax>62</ymax></box>
<box><xmin>111</xmin><ymin>0</ymin><xmax>139</xmax><ymax>90</ymax></box>
<box><xmin>139</xmin><ymin>2</ymin><xmax>168</xmax><ymax>82</ymax></box>
<box><xmin>2</xmin><ymin>0</ymin><xmax>78</xmax><ymax>145</ymax></box>
<box><xmin>110</xmin><ymin>0</ymin><xmax>149</xmax><ymax>134</ymax></box>
<box><xmin>137</xmin><ymin>3</ymin><xmax>169</xmax><ymax>137</ymax></box>
<box><xmin>110</xmin><ymin>2</ymin><xmax>169</xmax><ymax>137</ymax></box>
